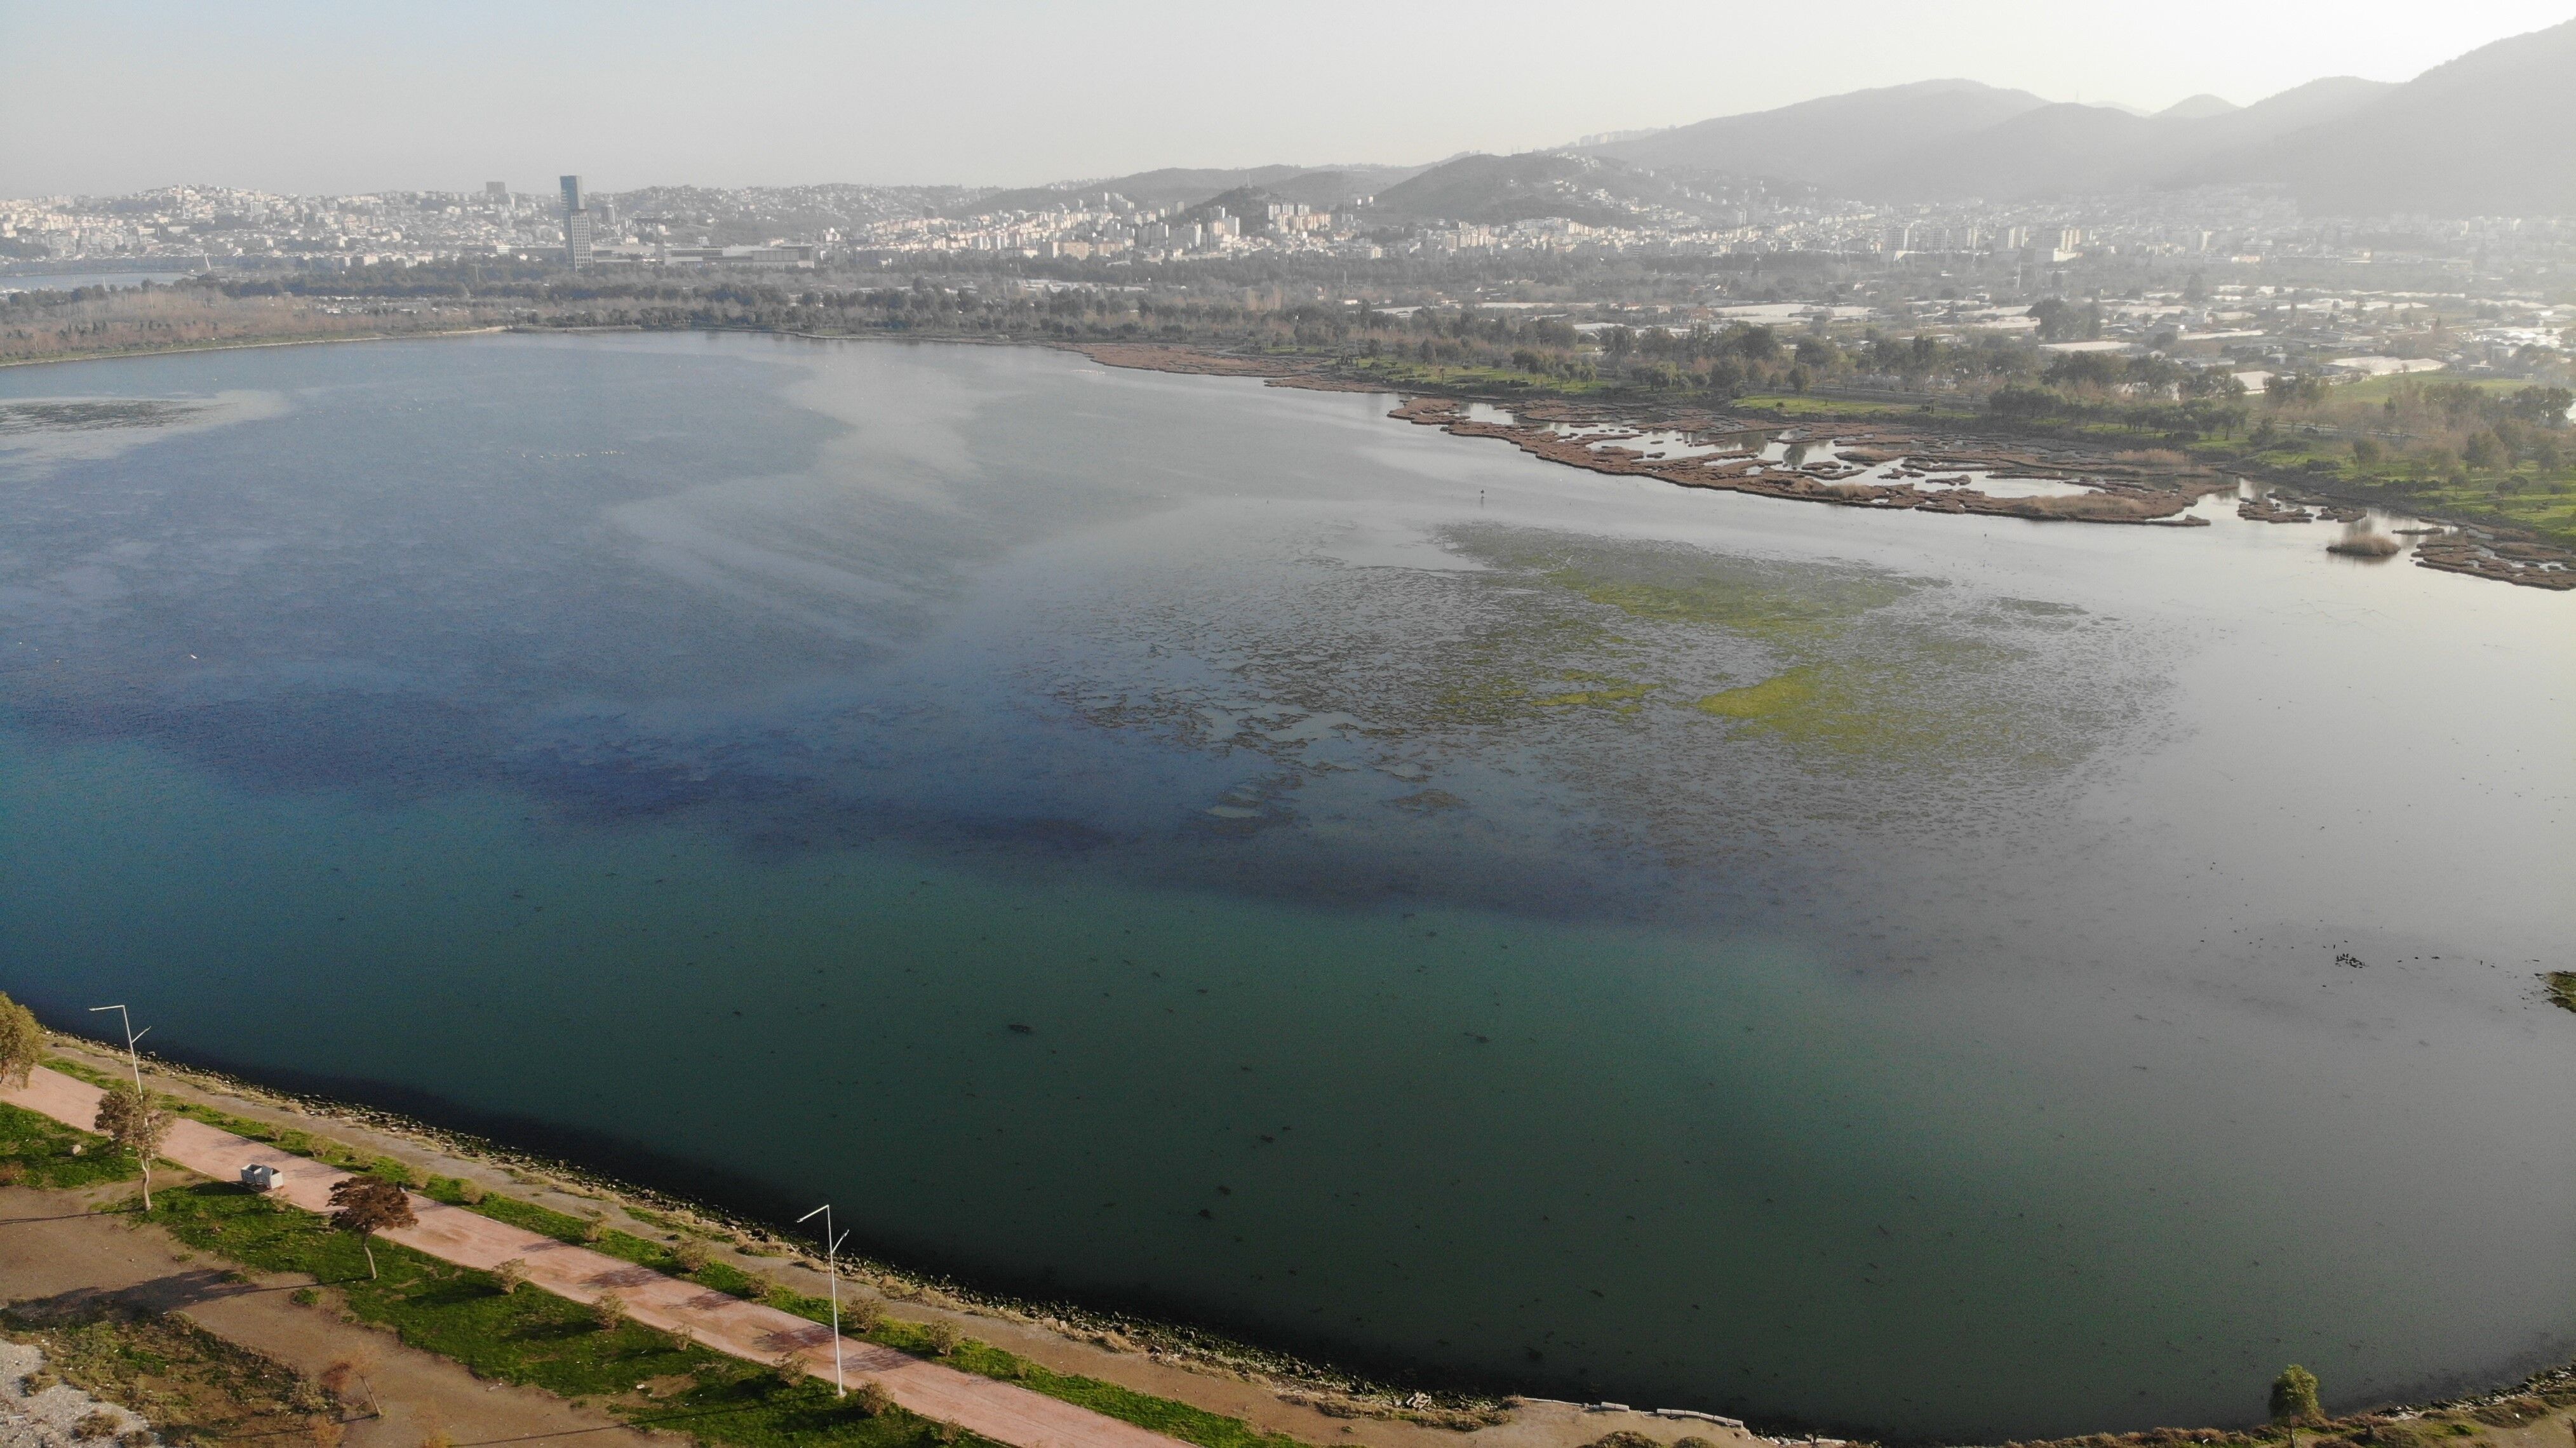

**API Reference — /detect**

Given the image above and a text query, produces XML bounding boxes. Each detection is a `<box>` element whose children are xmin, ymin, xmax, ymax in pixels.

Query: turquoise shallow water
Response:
<box><xmin>1</xmin><ymin>335</ymin><xmax>2570</xmax><ymax>1439</ymax></box>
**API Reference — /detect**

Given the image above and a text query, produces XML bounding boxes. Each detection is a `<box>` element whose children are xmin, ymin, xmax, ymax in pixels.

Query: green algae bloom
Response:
<box><xmin>1695</xmin><ymin>669</ymin><xmax>1817</xmax><ymax>719</ymax></box>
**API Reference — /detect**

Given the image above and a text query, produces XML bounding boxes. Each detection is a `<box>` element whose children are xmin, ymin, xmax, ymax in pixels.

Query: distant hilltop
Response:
<box><xmin>978</xmin><ymin>18</ymin><xmax>2572</xmax><ymax>223</ymax></box>
<box><xmin>1576</xmin><ymin>18</ymin><xmax>2573</xmax><ymax>217</ymax></box>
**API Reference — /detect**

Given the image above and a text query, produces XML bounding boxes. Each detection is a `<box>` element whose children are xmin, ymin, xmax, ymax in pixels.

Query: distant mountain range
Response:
<box><xmin>962</xmin><ymin>20</ymin><xmax>2570</xmax><ymax>223</ymax></box>
<box><xmin>1586</xmin><ymin>18</ymin><xmax>2572</xmax><ymax>215</ymax></box>
<box><xmin>1365</xmin><ymin>151</ymin><xmax>1714</xmax><ymax>226</ymax></box>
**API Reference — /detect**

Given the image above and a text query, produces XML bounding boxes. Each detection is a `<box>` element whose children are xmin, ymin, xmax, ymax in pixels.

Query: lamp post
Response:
<box><xmin>87</xmin><ymin>1004</ymin><xmax>152</xmax><ymax>1209</ymax></box>
<box><xmin>797</xmin><ymin>1203</ymin><xmax>850</xmax><ymax>1397</ymax></box>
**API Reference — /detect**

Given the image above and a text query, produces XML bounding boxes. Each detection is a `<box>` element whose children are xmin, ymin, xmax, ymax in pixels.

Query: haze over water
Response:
<box><xmin>1</xmin><ymin>335</ymin><xmax>2568</xmax><ymax>1440</ymax></box>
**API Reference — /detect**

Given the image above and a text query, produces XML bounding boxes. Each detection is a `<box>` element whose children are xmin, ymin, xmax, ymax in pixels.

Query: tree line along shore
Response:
<box><xmin>3</xmin><ymin>269</ymin><xmax>2568</xmax><ymax>564</ymax></box>
<box><xmin>3</xmin><ymin>996</ymin><xmax>2573</xmax><ymax>1448</ymax></box>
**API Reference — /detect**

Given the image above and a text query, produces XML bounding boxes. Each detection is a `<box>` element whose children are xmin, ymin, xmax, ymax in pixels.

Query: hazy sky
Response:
<box><xmin>3</xmin><ymin>0</ymin><xmax>2568</xmax><ymax>196</ymax></box>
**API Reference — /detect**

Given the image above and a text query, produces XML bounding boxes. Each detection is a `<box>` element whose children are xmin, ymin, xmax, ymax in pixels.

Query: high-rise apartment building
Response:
<box><xmin>560</xmin><ymin>175</ymin><xmax>592</xmax><ymax>271</ymax></box>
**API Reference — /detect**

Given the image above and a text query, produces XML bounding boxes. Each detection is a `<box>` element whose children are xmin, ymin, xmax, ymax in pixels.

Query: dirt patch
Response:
<box><xmin>1</xmin><ymin>1294</ymin><xmax>330</xmax><ymax>1448</ymax></box>
<box><xmin>0</xmin><ymin>1185</ymin><xmax>659</xmax><ymax>1448</ymax></box>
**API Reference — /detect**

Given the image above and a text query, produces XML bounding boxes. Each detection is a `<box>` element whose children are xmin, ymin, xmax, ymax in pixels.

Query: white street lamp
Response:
<box><xmin>88</xmin><ymin>1004</ymin><xmax>153</xmax><ymax>1210</ymax></box>
<box><xmin>797</xmin><ymin>1203</ymin><xmax>852</xmax><ymax>1397</ymax></box>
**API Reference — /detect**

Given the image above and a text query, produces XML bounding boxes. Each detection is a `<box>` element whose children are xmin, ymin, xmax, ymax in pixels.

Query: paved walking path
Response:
<box><xmin>3</xmin><ymin>1067</ymin><xmax>1190</xmax><ymax>1448</ymax></box>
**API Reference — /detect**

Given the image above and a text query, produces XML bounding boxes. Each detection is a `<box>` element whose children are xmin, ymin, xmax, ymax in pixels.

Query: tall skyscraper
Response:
<box><xmin>560</xmin><ymin>175</ymin><xmax>592</xmax><ymax>271</ymax></box>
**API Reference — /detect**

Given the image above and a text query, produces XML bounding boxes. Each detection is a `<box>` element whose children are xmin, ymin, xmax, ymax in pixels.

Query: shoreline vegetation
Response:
<box><xmin>0</xmin><ymin>321</ymin><xmax>506</xmax><ymax>368</ymax></box>
<box><xmin>4</xmin><ymin>1028</ymin><xmax>2573</xmax><ymax>1448</ymax></box>
<box><xmin>1058</xmin><ymin>341</ymin><xmax>2573</xmax><ymax>591</ymax></box>
<box><xmin>2</xmin><ymin>274</ymin><xmax>2568</xmax><ymax>588</ymax></box>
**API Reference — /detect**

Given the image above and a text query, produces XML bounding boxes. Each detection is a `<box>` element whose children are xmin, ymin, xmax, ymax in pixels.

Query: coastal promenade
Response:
<box><xmin>2</xmin><ymin>1066</ymin><xmax>1192</xmax><ymax>1448</ymax></box>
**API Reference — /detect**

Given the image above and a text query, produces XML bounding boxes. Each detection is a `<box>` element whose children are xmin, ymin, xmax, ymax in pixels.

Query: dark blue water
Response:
<box><xmin>2</xmin><ymin>334</ymin><xmax>2569</xmax><ymax>1439</ymax></box>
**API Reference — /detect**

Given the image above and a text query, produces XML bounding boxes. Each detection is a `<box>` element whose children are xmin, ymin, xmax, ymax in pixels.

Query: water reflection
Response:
<box><xmin>0</xmin><ymin>335</ymin><xmax>2568</xmax><ymax>1440</ymax></box>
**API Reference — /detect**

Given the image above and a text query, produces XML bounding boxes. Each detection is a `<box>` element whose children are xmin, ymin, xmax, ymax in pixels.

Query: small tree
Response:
<box><xmin>842</xmin><ymin>1296</ymin><xmax>884</xmax><ymax>1334</ymax></box>
<box><xmin>589</xmin><ymin>1290</ymin><xmax>628</xmax><ymax>1330</ymax></box>
<box><xmin>0</xmin><ymin>991</ymin><xmax>41</xmax><ymax>1089</ymax></box>
<box><xmin>919</xmin><ymin>1320</ymin><xmax>962</xmax><ymax>1357</ymax></box>
<box><xmin>2271</xmin><ymin>1364</ymin><xmax>2323</xmax><ymax>1425</ymax></box>
<box><xmin>328</xmin><ymin>1176</ymin><xmax>416</xmax><ymax>1280</ymax></box>
<box><xmin>93</xmin><ymin>1082</ymin><xmax>172</xmax><ymax>1210</ymax></box>
<box><xmin>671</xmin><ymin>1238</ymin><xmax>710</xmax><ymax>1273</ymax></box>
<box><xmin>850</xmin><ymin>1382</ymin><xmax>894</xmax><ymax>1418</ymax></box>
<box><xmin>772</xmin><ymin>1348</ymin><xmax>811</xmax><ymax>1388</ymax></box>
<box><xmin>488</xmin><ymin>1258</ymin><xmax>527</xmax><ymax>1294</ymax></box>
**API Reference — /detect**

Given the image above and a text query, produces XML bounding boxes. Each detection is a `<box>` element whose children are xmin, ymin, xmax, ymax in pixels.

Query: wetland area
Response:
<box><xmin>0</xmin><ymin>333</ymin><xmax>2568</xmax><ymax>1442</ymax></box>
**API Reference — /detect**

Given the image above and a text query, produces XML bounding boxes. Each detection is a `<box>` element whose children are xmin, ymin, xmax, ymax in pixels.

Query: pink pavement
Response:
<box><xmin>2</xmin><ymin>1066</ymin><xmax>1191</xmax><ymax>1448</ymax></box>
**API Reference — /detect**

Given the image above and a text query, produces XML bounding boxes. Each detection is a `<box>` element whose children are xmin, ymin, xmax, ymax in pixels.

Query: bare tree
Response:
<box><xmin>92</xmin><ymin>1082</ymin><xmax>172</xmax><ymax>1210</ymax></box>
<box><xmin>328</xmin><ymin>1176</ymin><xmax>417</xmax><ymax>1280</ymax></box>
<box><xmin>318</xmin><ymin>1356</ymin><xmax>381</xmax><ymax>1416</ymax></box>
<box><xmin>0</xmin><ymin>991</ymin><xmax>40</xmax><ymax>1090</ymax></box>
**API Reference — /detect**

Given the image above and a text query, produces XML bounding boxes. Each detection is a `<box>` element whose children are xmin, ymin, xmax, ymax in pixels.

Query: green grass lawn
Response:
<box><xmin>0</xmin><ymin>1100</ymin><xmax>137</xmax><ymax>1190</ymax></box>
<box><xmin>141</xmin><ymin>1183</ymin><xmax>970</xmax><ymax>1448</ymax></box>
<box><xmin>699</xmin><ymin>1266</ymin><xmax>1308</xmax><ymax>1448</ymax></box>
<box><xmin>1731</xmin><ymin>392</ymin><xmax>1959</xmax><ymax>420</ymax></box>
<box><xmin>2330</xmin><ymin>373</ymin><xmax>2532</xmax><ymax>405</ymax></box>
<box><xmin>1336</xmin><ymin>356</ymin><xmax>1620</xmax><ymax>396</ymax></box>
<box><xmin>2216</xmin><ymin>441</ymin><xmax>2576</xmax><ymax>542</ymax></box>
<box><xmin>154</xmin><ymin>1177</ymin><xmax>1306</xmax><ymax>1448</ymax></box>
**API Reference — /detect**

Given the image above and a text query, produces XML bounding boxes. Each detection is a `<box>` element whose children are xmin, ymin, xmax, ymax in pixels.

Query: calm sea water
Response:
<box><xmin>1</xmin><ymin>335</ymin><xmax>2568</xmax><ymax>1440</ymax></box>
